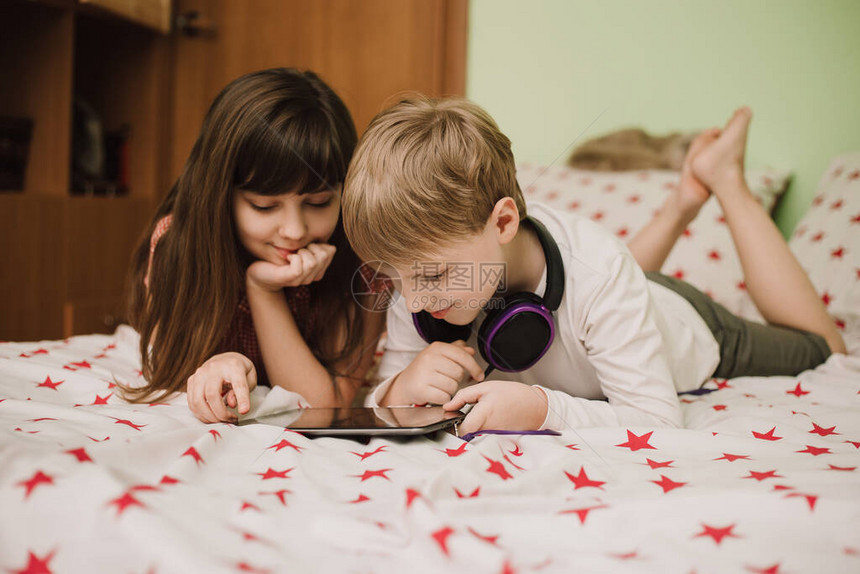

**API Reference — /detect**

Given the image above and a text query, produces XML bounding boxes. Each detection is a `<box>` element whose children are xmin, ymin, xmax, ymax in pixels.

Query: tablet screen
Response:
<box><xmin>240</xmin><ymin>406</ymin><xmax>466</xmax><ymax>436</ymax></box>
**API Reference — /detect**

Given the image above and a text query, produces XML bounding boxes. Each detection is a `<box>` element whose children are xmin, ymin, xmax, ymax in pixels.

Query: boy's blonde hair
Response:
<box><xmin>342</xmin><ymin>97</ymin><xmax>526</xmax><ymax>267</ymax></box>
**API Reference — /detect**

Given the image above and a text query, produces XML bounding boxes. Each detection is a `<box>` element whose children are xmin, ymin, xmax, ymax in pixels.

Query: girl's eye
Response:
<box><xmin>306</xmin><ymin>199</ymin><xmax>333</xmax><ymax>209</ymax></box>
<box><xmin>250</xmin><ymin>203</ymin><xmax>276</xmax><ymax>212</ymax></box>
<box><xmin>425</xmin><ymin>270</ymin><xmax>447</xmax><ymax>282</ymax></box>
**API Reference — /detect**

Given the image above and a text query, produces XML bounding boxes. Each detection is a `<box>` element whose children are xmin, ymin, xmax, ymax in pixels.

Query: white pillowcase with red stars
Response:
<box><xmin>789</xmin><ymin>151</ymin><xmax>860</xmax><ymax>353</ymax></box>
<box><xmin>516</xmin><ymin>164</ymin><xmax>791</xmax><ymax>323</ymax></box>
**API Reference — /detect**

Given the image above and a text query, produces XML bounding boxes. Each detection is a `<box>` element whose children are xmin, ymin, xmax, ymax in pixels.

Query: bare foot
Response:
<box><xmin>691</xmin><ymin>107</ymin><xmax>752</xmax><ymax>194</ymax></box>
<box><xmin>677</xmin><ymin>127</ymin><xmax>720</xmax><ymax>218</ymax></box>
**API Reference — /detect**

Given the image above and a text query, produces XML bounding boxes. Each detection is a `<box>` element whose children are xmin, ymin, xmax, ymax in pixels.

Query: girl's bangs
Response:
<box><xmin>234</xmin><ymin>110</ymin><xmax>348</xmax><ymax>196</ymax></box>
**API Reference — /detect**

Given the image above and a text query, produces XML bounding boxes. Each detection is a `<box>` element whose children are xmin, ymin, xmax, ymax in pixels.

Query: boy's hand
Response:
<box><xmin>382</xmin><ymin>341</ymin><xmax>485</xmax><ymax>406</ymax></box>
<box><xmin>247</xmin><ymin>243</ymin><xmax>336</xmax><ymax>292</ymax></box>
<box><xmin>443</xmin><ymin>381</ymin><xmax>548</xmax><ymax>435</ymax></box>
<box><xmin>186</xmin><ymin>352</ymin><xmax>257</xmax><ymax>423</ymax></box>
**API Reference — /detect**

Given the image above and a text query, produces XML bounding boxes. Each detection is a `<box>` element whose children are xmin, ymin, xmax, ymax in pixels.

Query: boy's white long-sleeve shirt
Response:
<box><xmin>366</xmin><ymin>202</ymin><xmax>721</xmax><ymax>430</ymax></box>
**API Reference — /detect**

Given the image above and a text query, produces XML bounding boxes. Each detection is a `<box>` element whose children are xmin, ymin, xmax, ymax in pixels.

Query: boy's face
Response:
<box><xmin>392</xmin><ymin>223</ymin><xmax>507</xmax><ymax>326</ymax></box>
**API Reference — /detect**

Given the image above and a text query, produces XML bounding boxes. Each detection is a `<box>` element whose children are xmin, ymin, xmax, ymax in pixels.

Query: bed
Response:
<box><xmin>2</xmin><ymin>152</ymin><xmax>859</xmax><ymax>573</ymax></box>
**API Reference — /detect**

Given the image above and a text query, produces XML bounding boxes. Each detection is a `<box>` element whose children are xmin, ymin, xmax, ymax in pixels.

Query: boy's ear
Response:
<box><xmin>490</xmin><ymin>197</ymin><xmax>520</xmax><ymax>245</ymax></box>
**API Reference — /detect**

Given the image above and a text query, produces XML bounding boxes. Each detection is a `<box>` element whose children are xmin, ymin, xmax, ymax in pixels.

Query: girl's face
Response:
<box><xmin>233</xmin><ymin>186</ymin><xmax>341</xmax><ymax>265</ymax></box>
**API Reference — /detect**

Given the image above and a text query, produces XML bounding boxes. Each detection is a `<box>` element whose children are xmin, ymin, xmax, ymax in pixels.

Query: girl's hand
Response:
<box><xmin>383</xmin><ymin>341</ymin><xmax>485</xmax><ymax>406</ymax></box>
<box><xmin>186</xmin><ymin>352</ymin><xmax>257</xmax><ymax>423</ymax></box>
<box><xmin>246</xmin><ymin>243</ymin><xmax>337</xmax><ymax>292</ymax></box>
<box><xmin>443</xmin><ymin>381</ymin><xmax>548</xmax><ymax>436</ymax></box>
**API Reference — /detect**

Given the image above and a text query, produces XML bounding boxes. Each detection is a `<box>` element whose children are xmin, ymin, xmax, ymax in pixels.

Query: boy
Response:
<box><xmin>342</xmin><ymin>99</ymin><xmax>844</xmax><ymax>435</ymax></box>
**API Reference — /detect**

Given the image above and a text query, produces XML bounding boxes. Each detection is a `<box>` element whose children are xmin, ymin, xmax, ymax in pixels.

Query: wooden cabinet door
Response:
<box><xmin>168</xmin><ymin>0</ymin><xmax>467</xmax><ymax>193</ymax></box>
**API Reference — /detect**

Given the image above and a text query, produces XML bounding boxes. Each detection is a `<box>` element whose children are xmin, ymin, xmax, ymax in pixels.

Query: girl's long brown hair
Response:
<box><xmin>124</xmin><ymin>68</ymin><xmax>366</xmax><ymax>403</ymax></box>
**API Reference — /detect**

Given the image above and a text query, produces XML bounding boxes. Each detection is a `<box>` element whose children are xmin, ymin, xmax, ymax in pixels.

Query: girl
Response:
<box><xmin>124</xmin><ymin>68</ymin><xmax>385</xmax><ymax>423</ymax></box>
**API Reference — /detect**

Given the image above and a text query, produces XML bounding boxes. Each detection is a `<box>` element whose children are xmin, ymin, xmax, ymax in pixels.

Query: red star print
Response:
<box><xmin>736</xmin><ymin>281</ymin><xmax>747</xmax><ymax>291</ymax></box>
<box><xmin>708</xmin><ymin>250</ymin><xmax>722</xmax><ymax>261</ymax></box>
<box><xmin>712</xmin><ymin>404</ymin><xmax>727</xmax><ymax>411</ymax></box>
<box><xmin>693</xmin><ymin>523</ymin><xmax>741</xmax><ymax>545</ymax></box>
<box><xmin>849</xmin><ymin>170</ymin><xmax>860</xmax><ymax>180</ymax></box>
<box><xmin>616</xmin><ymin>227</ymin><xmax>629</xmax><ymax>238</ymax></box>
<box><xmin>503</xmin><ymin>454</ymin><xmax>526</xmax><ymax>471</ymax></box>
<box><xmin>208</xmin><ymin>429</ymin><xmax>221</xmax><ymax>441</ymax></box>
<box><xmin>545</xmin><ymin>191</ymin><xmax>558</xmax><ymax>201</ymax></box>
<box><xmin>591</xmin><ymin>211</ymin><xmax>605</xmax><ymax>221</ymax></box>
<box><xmin>671</xmin><ymin>269</ymin><xmax>685</xmax><ymax>280</ymax></box>
<box><xmin>821</xmin><ymin>292</ymin><xmax>833</xmax><ymax>306</ymax></box>
<box><xmin>484</xmin><ymin>456</ymin><xmax>513</xmax><ymax>480</ymax></box>
<box><xmin>441</xmin><ymin>442</ymin><xmax>469</xmax><ymax>457</ymax></box>
<box><xmin>405</xmin><ymin>488</ymin><xmax>423</xmax><ymax>509</ymax></box>
<box><xmin>240</xmin><ymin>500</ymin><xmax>261</xmax><ymax>512</ymax></box>
<box><xmin>36</xmin><ymin>377</ymin><xmax>64</xmax><ymax>390</ymax></box>
<box><xmin>752</xmin><ymin>427</ymin><xmax>782</xmax><ymax>441</ymax></box>
<box><xmin>809</xmin><ymin>423</ymin><xmax>839</xmax><ymax>436</ymax></box>
<box><xmin>716</xmin><ymin>215</ymin><xmax>727</xmax><ymax>224</ymax></box>
<box><xmin>713</xmin><ymin>379</ymin><xmax>732</xmax><ymax>390</ymax></box>
<box><xmin>745</xmin><ymin>563</ymin><xmax>782</xmax><ymax>574</ymax></box>
<box><xmin>568</xmin><ymin>200</ymin><xmax>581</xmax><ymax>210</ymax></box>
<box><xmin>796</xmin><ymin>445</ymin><xmax>831</xmax><ymax>456</ymax></box>
<box><xmin>260</xmin><ymin>489</ymin><xmax>291</xmax><ymax>506</ymax></box>
<box><xmin>627</xmin><ymin>194</ymin><xmax>640</xmax><ymax>203</ymax></box>
<box><xmin>467</xmin><ymin>527</ymin><xmax>499</xmax><ymax>546</ymax></box>
<box><xmin>830</xmin><ymin>199</ymin><xmax>845</xmax><ymax>210</ymax></box>
<box><xmin>454</xmin><ymin>487</ymin><xmax>481</xmax><ymax>498</ymax></box>
<box><xmin>851</xmin><ymin>213</ymin><xmax>860</xmax><ymax>224</ymax></box>
<box><xmin>268</xmin><ymin>439</ymin><xmax>303</xmax><ymax>453</ymax></box>
<box><xmin>351</xmin><ymin>445</ymin><xmax>386</xmax><ymax>460</ymax></box>
<box><xmin>91</xmin><ymin>393</ymin><xmax>112</xmax><ymax>405</ymax></box>
<box><xmin>235</xmin><ymin>561</ymin><xmax>271</xmax><ymax>574</ymax></box>
<box><xmin>786</xmin><ymin>382</ymin><xmax>810</xmax><ymax>397</ymax></box>
<box><xmin>810</xmin><ymin>231</ymin><xmax>825</xmax><ymax>242</ymax></box>
<box><xmin>160</xmin><ymin>475</ymin><xmax>180</xmax><ymax>485</ymax></box>
<box><xmin>609</xmin><ymin>550</ymin><xmax>641</xmax><ymax>561</ymax></box>
<box><xmin>744</xmin><ymin>470</ymin><xmax>783</xmax><ymax>481</ymax></box>
<box><xmin>651</xmin><ymin>475</ymin><xmax>687</xmax><ymax>493</ymax></box>
<box><xmin>63</xmin><ymin>360</ymin><xmax>92</xmax><ymax>371</ymax></box>
<box><xmin>182</xmin><ymin>447</ymin><xmax>205</xmax><ymax>465</ymax></box>
<box><xmin>772</xmin><ymin>484</ymin><xmax>794</xmax><ymax>491</ymax></box>
<box><xmin>565</xmin><ymin>443</ymin><xmax>580</xmax><ymax>450</ymax></box>
<box><xmin>257</xmin><ymin>467</ymin><xmax>293</xmax><ymax>480</ymax></box>
<box><xmin>645</xmin><ymin>458</ymin><xmax>674</xmax><ymax>469</ymax></box>
<box><xmin>831</xmin><ymin>246</ymin><xmax>846</xmax><ymax>259</ymax></box>
<box><xmin>10</xmin><ymin>549</ymin><xmax>56</xmax><ymax>574</ymax></box>
<box><xmin>682</xmin><ymin>228</ymin><xmax>692</xmax><ymax>238</ymax></box>
<box><xmin>565</xmin><ymin>467</ymin><xmax>605</xmax><ymax>490</ymax></box>
<box><xmin>828</xmin><ymin>464</ymin><xmax>857</xmax><ymax>471</ymax></box>
<box><xmin>111</xmin><ymin>417</ymin><xmax>146</xmax><ymax>431</ymax></box>
<box><xmin>354</xmin><ymin>468</ymin><xmax>392</xmax><ymax>482</ymax></box>
<box><xmin>432</xmin><ymin>526</ymin><xmax>455</xmax><ymax>556</ymax></box>
<box><xmin>65</xmin><ymin>447</ymin><xmax>92</xmax><ymax>463</ymax></box>
<box><xmin>714</xmin><ymin>453</ymin><xmax>750</xmax><ymax>462</ymax></box>
<box><xmin>349</xmin><ymin>494</ymin><xmax>370</xmax><ymax>504</ymax></box>
<box><xmin>508</xmin><ymin>445</ymin><xmax>524</xmax><ymax>457</ymax></box>
<box><xmin>616</xmin><ymin>430</ymin><xmax>656</xmax><ymax>451</ymax></box>
<box><xmin>17</xmin><ymin>470</ymin><xmax>55</xmax><ymax>498</ymax></box>
<box><xmin>835</xmin><ymin>318</ymin><xmax>846</xmax><ymax>330</ymax></box>
<box><xmin>559</xmin><ymin>503</ymin><xmax>608</xmax><ymax>524</ymax></box>
<box><xmin>108</xmin><ymin>491</ymin><xmax>145</xmax><ymax>516</ymax></box>
<box><xmin>844</xmin><ymin>440</ymin><xmax>860</xmax><ymax>449</ymax></box>
<box><xmin>785</xmin><ymin>492</ymin><xmax>817</xmax><ymax>511</ymax></box>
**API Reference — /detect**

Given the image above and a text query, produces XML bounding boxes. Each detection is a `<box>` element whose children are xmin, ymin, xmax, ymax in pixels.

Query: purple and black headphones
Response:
<box><xmin>411</xmin><ymin>216</ymin><xmax>564</xmax><ymax>376</ymax></box>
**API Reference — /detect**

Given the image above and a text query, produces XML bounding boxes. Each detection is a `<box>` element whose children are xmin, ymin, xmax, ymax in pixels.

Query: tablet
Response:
<box><xmin>239</xmin><ymin>406</ymin><xmax>466</xmax><ymax>437</ymax></box>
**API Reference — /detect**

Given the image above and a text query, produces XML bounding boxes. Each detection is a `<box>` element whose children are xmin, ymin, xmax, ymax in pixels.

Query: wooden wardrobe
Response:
<box><xmin>0</xmin><ymin>0</ymin><xmax>467</xmax><ymax>341</ymax></box>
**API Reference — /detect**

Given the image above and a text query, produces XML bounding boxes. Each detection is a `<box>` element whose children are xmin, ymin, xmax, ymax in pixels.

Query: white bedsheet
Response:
<box><xmin>2</xmin><ymin>327</ymin><xmax>859</xmax><ymax>573</ymax></box>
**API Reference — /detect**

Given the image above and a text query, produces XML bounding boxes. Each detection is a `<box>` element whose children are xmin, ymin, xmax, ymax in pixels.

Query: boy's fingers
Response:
<box><xmin>457</xmin><ymin>403</ymin><xmax>489</xmax><ymax>436</ymax></box>
<box><xmin>441</xmin><ymin>345</ymin><xmax>484</xmax><ymax>382</ymax></box>
<box><xmin>444</xmin><ymin>382</ymin><xmax>487</xmax><ymax>411</ymax></box>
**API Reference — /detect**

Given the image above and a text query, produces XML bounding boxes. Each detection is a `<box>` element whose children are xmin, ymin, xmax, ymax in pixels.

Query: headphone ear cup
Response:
<box><xmin>412</xmin><ymin>311</ymin><xmax>473</xmax><ymax>344</ymax></box>
<box><xmin>478</xmin><ymin>293</ymin><xmax>554</xmax><ymax>372</ymax></box>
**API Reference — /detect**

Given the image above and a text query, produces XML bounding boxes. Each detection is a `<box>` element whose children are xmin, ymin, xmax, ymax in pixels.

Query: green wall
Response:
<box><xmin>466</xmin><ymin>0</ymin><xmax>860</xmax><ymax>235</ymax></box>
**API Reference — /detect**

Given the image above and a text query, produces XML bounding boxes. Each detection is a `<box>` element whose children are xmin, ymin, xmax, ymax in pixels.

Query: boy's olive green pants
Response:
<box><xmin>646</xmin><ymin>272</ymin><xmax>832</xmax><ymax>379</ymax></box>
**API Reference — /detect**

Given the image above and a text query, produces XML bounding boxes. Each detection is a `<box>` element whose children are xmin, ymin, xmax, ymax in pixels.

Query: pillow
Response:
<box><xmin>788</xmin><ymin>151</ymin><xmax>860</xmax><ymax>354</ymax></box>
<box><xmin>515</xmin><ymin>164</ymin><xmax>792</xmax><ymax>322</ymax></box>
